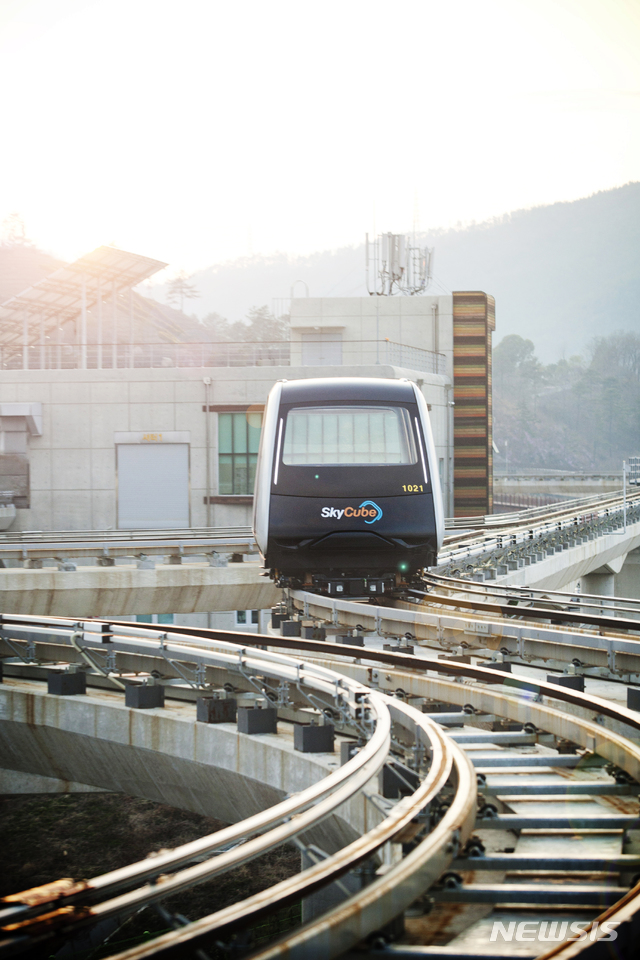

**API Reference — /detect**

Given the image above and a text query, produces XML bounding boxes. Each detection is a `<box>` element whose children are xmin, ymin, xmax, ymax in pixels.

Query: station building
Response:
<box><xmin>0</xmin><ymin>246</ymin><xmax>495</xmax><ymax>541</ymax></box>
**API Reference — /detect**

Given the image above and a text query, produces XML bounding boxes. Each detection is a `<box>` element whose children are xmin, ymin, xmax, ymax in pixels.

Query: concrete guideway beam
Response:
<box><xmin>6</xmin><ymin>618</ymin><xmax>640</xmax><ymax>958</ymax></box>
<box><xmin>0</xmin><ymin>560</ymin><xmax>279</xmax><ymax>617</ymax></box>
<box><xmin>0</xmin><ymin>623</ymin><xmax>479</xmax><ymax>960</ymax></box>
<box><xmin>0</xmin><ymin>529</ymin><xmax>255</xmax><ymax>563</ymax></box>
<box><xmin>0</xmin><ymin>681</ymin><xmax>370</xmax><ymax>853</ymax></box>
<box><xmin>290</xmin><ymin>590</ymin><xmax>640</xmax><ymax>679</ymax></box>
<box><xmin>492</xmin><ymin>525</ymin><xmax>640</xmax><ymax>591</ymax></box>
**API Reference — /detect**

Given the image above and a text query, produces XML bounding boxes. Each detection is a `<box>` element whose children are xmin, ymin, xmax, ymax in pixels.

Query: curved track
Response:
<box><xmin>1</xmin><ymin>487</ymin><xmax>639</xmax><ymax>958</ymax></box>
<box><xmin>1</xmin><ymin>610</ymin><xmax>640</xmax><ymax>959</ymax></box>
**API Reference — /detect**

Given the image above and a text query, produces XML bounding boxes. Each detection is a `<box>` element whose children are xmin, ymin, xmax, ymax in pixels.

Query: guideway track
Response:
<box><xmin>422</xmin><ymin>571</ymin><xmax>640</xmax><ymax>620</ymax></box>
<box><xmin>2</xmin><ymin>617</ymin><xmax>640</xmax><ymax>957</ymax></box>
<box><xmin>402</xmin><ymin>574</ymin><xmax>640</xmax><ymax>635</ymax></box>
<box><xmin>0</xmin><ymin>616</ymin><xmax>474</xmax><ymax>960</ymax></box>
<box><xmin>290</xmin><ymin>586</ymin><xmax>640</xmax><ymax>682</ymax></box>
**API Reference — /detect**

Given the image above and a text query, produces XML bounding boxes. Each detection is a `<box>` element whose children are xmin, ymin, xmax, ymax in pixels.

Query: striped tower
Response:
<box><xmin>452</xmin><ymin>292</ymin><xmax>496</xmax><ymax>517</ymax></box>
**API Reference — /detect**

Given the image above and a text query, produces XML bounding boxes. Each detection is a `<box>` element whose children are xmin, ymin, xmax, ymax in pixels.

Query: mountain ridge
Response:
<box><xmin>145</xmin><ymin>181</ymin><xmax>640</xmax><ymax>361</ymax></box>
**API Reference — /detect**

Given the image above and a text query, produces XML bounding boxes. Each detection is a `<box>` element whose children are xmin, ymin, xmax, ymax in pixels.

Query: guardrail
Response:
<box><xmin>439</xmin><ymin>488</ymin><xmax>640</xmax><ymax>576</ymax></box>
<box><xmin>1</xmin><ymin>339</ymin><xmax>446</xmax><ymax>376</ymax></box>
<box><xmin>446</xmin><ymin>486</ymin><xmax>635</xmax><ymax>530</ymax></box>
<box><xmin>0</xmin><ymin>526</ymin><xmax>255</xmax><ymax>563</ymax></box>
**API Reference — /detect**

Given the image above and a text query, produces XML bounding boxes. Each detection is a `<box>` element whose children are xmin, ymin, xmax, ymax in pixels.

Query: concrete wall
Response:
<box><xmin>0</xmin><ymin>559</ymin><xmax>280</xmax><ymax>617</ymax></box>
<box><xmin>0</xmin><ymin>362</ymin><xmax>451</xmax><ymax>533</ymax></box>
<box><xmin>615</xmin><ymin>548</ymin><xmax>640</xmax><ymax>602</ymax></box>
<box><xmin>0</xmin><ymin>681</ymin><xmax>378</xmax><ymax>853</ymax></box>
<box><xmin>289</xmin><ymin>295</ymin><xmax>453</xmax><ymax>379</ymax></box>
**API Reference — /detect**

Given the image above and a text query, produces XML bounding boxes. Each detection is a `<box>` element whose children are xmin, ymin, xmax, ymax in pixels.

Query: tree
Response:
<box><xmin>1</xmin><ymin>212</ymin><xmax>31</xmax><ymax>246</ymax></box>
<box><xmin>493</xmin><ymin>334</ymin><xmax>536</xmax><ymax>369</ymax></box>
<box><xmin>166</xmin><ymin>271</ymin><xmax>200</xmax><ymax>313</ymax></box>
<box><xmin>201</xmin><ymin>305</ymin><xmax>290</xmax><ymax>343</ymax></box>
<box><xmin>244</xmin><ymin>305</ymin><xmax>290</xmax><ymax>342</ymax></box>
<box><xmin>590</xmin><ymin>331</ymin><xmax>640</xmax><ymax>381</ymax></box>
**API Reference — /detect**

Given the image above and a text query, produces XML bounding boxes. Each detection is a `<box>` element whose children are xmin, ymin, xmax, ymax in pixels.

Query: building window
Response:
<box><xmin>135</xmin><ymin>613</ymin><xmax>174</xmax><ymax>625</ymax></box>
<box><xmin>219</xmin><ymin>411</ymin><xmax>262</xmax><ymax>495</ymax></box>
<box><xmin>236</xmin><ymin>610</ymin><xmax>247</xmax><ymax>624</ymax></box>
<box><xmin>251</xmin><ymin>610</ymin><xmax>259</xmax><ymax>624</ymax></box>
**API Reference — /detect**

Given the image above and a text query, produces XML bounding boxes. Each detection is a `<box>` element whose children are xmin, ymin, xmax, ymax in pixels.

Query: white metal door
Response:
<box><xmin>117</xmin><ymin>443</ymin><xmax>189</xmax><ymax>529</ymax></box>
<box><xmin>301</xmin><ymin>332</ymin><xmax>342</xmax><ymax>366</ymax></box>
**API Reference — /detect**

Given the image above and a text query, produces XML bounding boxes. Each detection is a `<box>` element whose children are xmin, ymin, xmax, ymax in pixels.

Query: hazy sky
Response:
<box><xmin>0</xmin><ymin>0</ymin><xmax>638</xmax><ymax>277</ymax></box>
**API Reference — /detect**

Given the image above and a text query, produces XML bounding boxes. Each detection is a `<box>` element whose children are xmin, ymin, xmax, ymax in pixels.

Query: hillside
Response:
<box><xmin>0</xmin><ymin>245</ymin><xmax>64</xmax><ymax>304</ymax></box>
<box><xmin>493</xmin><ymin>332</ymin><xmax>640</xmax><ymax>473</ymax></box>
<box><xmin>145</xmin><ymin>182</ymin><xmax>640</xmax><ymax>363</ymax></box>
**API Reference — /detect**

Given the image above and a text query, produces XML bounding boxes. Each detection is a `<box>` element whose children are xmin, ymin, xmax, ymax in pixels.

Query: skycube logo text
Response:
<box><xmin>490</xmin><ymin>920</ymin><xmax>619</xmax><ymax>943</ymax></box>
<box><xmin>320</xmin><ymin>500</ymin><xmax>383</xmax><ymax>524</ymax></box>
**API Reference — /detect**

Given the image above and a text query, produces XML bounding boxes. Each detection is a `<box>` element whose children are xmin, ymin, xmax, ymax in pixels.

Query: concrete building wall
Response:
<box><xmin>289</xmin><ymin>295</ymin><xmax>454</xmax><ymax>379</ymax></box>
<box><xmin>0</xmin><ymin>361</ymin><xmax>451</xmax><ymax>532</ymax></box>
<box><xmin>290</xmin><ymin>293</ymin><xmax>496</xmax><ymax>517</ymax></box>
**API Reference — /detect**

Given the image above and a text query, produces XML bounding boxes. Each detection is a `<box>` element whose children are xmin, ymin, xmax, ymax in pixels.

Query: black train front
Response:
<box><xmin>253</xmin><ymin>377</ymin><xmax>444</xmax><ymax>597</ymax></box>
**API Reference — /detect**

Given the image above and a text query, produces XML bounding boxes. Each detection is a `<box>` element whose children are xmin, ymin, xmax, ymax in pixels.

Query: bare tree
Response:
<box><xmin>1</xmin><ymin>212</ymin><xmax>31</xmax><ymax>246</ymax></box>
<box><xmin>166</xmin><ymin>271</ymin><xmax>200</xmax><ymax>313</ymax></box>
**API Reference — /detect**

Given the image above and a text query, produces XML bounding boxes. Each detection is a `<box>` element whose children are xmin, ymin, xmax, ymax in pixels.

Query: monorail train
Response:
<box><xmin>253</xmin><ymin>377</ymin><xmax>444</xmax><ymax>597</ymax></box>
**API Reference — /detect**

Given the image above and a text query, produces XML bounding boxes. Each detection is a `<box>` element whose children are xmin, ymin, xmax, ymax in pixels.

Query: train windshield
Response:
<box><xmin>282</xmin><ymin>405</ymin><xmax>417</xmax><ymax>466</ymax></box>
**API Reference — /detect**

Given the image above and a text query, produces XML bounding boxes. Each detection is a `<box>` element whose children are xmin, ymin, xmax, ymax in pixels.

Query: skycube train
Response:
<box><xmin>253</xmin><ymin>377</ymin><xmax>444</xmax><ymax>597</ymax></box>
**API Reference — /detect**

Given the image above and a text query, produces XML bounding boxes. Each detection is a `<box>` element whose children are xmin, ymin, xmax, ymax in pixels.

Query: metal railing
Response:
<box><xmin>0</xmin><ymin>340</ymin><xmax>446</xmax><ymax>376</ymax></box>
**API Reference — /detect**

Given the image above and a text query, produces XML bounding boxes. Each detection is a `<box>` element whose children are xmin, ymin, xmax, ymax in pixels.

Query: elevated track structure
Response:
<box><xmin>0</xmin><ymin>488</ymin><xmax>637</xmax><ymax>616</ymax></box>
<box><xmin>2</xmin><ymin>602</ymin><xmax>640</xmax><ymax>958</ymax></box>
<box><xmin>1</xmin><ymin>491</ymin><xmax>640</xmax><ymax>957</ymax></box>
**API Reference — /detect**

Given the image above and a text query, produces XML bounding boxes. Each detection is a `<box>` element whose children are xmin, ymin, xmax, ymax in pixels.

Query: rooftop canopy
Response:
<box><xmin>0</xmin><ymin>246</ymin><xmax>167</xmax><ymax>343</ymax></box>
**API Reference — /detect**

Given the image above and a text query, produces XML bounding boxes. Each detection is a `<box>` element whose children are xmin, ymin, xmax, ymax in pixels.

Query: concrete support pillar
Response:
<box><xmin>580</xmin><ymin>571</ymin><xmax>616</xmax><ymax>615</ymax></box>
<box><xmin>581</xmin><ymin>572</ymin><xmax>615</xmax><ymax>596</ymax></box>
<box><xmin>616</xmin><ymin>549</ymin><xmax>640</xmax><ymax>602</ymax></box>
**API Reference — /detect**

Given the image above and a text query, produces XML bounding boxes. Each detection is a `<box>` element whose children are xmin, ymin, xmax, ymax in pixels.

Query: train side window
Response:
<box><xmin>236</xmin><ymin>610</ymin><xmax>247</xmax><ymax>624</ymax></box>
<box><xmin>219</xmin><ymin>411</ymin><xmax>263</xmax><ymax>494</ymax></box>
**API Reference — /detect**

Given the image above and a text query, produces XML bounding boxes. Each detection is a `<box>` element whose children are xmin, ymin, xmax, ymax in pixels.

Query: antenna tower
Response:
<box><xmin>365</xmin><ymin>231</ymin><xmax>433</xmax><ymax>296</ymax></box>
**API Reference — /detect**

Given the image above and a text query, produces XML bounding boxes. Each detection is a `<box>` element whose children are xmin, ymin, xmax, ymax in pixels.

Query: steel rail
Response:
<box><xmin>91</xmin><ymin>697</ymin><xmax>463</xmax><ymax>960</ymax></box>
<box><xmin>438</xmin><ymin>490</ymin><xmax>640</xmax><ymax>565</ymax></box>
<box><xmin>0</xmin><ymin>525</ymin><xmax>252</xmax><ymax>544</ymax></box>
<box><xmin>247</xmin><ymin>712</ymin><xmax>477</xmax><ymax>960</ymax></box>
<box><xmin>400</xmin><ymin>584</ymin><xmax>640</xmax><ymax>635</ymax></box>
<box><xmin>422</xmin><ymin>570</ymin><xmax>640</xmax><ymax>617</ymax></box>
<box><xmin>0</xmin><ymin>624</ymin><xmax>467</xmax><ymax>960</ymax></box>
<box><xmin>444</xmin><ymin>487</ymin><xmax>640</xmax><ymax>536</ymax></box>
<box><xmin>0</xmin><ymin>488</ymin><xmax>635</xmax><ymax>565</ymax></box>
<box><xmin>0</xmin><ymin>624</ymin><xmax>391</xmax><ymax>936</ymax></box>
<box><xmin>287</xmin><ymin>590</ymin><xmax>640</xmax><ymax>679</ymax></box>
<box><xmin>444</xmin><ymin>487</ymin><xmax>634</xmax><ymax>531</ymax></box>
<box><xmin>5</xmin><ymin>618</ymin><xmax>640</xmax><ymax>956</ymax></box>
<box><xmin>5</xmin><ymin>612</ymin><xmax>640</xmax><ymax>740</ymax></box>
<box><xmin>0</xmin><ymin>531</ymin><xmax>256</xmax><ymax>562</ymax></box>
<box><xmin>248</xmin><ymin>648</ymin><xmax>640</xmax><ymax>959</ymax></box>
